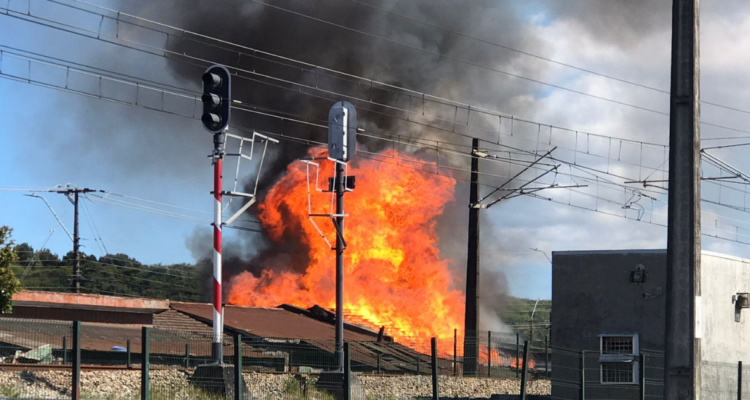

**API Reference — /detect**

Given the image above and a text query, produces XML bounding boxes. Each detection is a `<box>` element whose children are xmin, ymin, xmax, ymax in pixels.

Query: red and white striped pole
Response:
<box><xmin>212</xmin><ymin>131</ymin><xmax>225</xmax><ymax>363</ymax></box>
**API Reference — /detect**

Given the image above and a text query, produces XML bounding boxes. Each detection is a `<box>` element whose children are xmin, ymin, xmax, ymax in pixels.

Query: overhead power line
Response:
<box><xmin>7</xmin><ymin>67</ymin><xmax>750</xmax><ymax>247</ymax></box>
<box><xmin>5</xmin><ymin>4</ymin><xmax>750</xmax><ymax>151</ymax></box>
<box><xmin>346</xmin><ymin>0</ymin><xmax>750</xmax><ymax>117</ymax></box>
<box><xmin>3</xmin><ymin>56</ymin><xmax>746</xmax><ymax>235</ymax></box>
<box><xmin>14</xmin><ymin>258</ymin><xmax>200</xmax><ymax>280</ymax></box>
<box><xmin>5</xmin><ymin>10</ymin><xmax>750</xmax><ymax>247</ymax></box>
<box><xmin>243</xmin><ymin>0</ymin><xmax>672</xmax><ymax>115</ymax></box>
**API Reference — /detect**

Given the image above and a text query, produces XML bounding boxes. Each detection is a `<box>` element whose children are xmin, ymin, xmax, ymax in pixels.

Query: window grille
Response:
<box><xmin>602</xmin><ymin>336</ymin><xmax>633</xmax><ymax>354</ymax></box>
<box><xmin>601</xmin><ymin>362</ymin><xmax>634</xmax><ymax>383</ymax></box>
<box><xmin>599</xmin><ymin>334</ymin><xmax>639</xmax><ymax>384</ymax></box>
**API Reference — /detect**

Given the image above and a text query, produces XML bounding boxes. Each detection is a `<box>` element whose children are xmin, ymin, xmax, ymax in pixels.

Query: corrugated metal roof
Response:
<box><xmin>171</xmin><ymin>302</ymin><xmax>378</xmax><ymax>342</ymax></box>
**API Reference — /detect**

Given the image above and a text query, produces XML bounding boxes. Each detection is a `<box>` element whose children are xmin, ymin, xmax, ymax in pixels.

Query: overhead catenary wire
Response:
<box><xmin>344</xmin><ymin>0</ymin><xmax>750</xmax><ymax>117</ymax></box>
<box><xmin>4</xmin><ymin>6</ymin><xmax>749</xmax><ymax>157</ymax></box>
<box><xmin>7</xmin><ymin>0</ymin><xmax>750</xmax><ymax>151</ymax></box>
<box><xmin>2</xmin><ymin>60</ymin><xmax>741</xmax><ymax>231</ymax></box>
<box><xmin>0</xmin><ymin>49</ymin><xmax>667</xmax><ymax>202</ymax></box>
<box><xmin>9</xmin><ymin>67</ymin><xmax>750</xmax><ymax>245</ymax></box>
<box><xmin>4</xmin><ymin>8</ymin><xmax>750</xmax><ymax>247</ymax></box>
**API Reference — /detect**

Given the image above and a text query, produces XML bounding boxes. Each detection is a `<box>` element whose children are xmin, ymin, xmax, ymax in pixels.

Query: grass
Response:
<box><xmin>0</xmin><ymin>386</ymin><xmax>22</xmax><ymax>399</ymax></box>
<box><xmin>149</xmin><ymin>386</ymin><xmax>227</xmax><ymax>400</ymax></box>
<box><xmin>282</xmin><ymin>376</ymin><xmax>336</xmax><ymax>400</ymax></box>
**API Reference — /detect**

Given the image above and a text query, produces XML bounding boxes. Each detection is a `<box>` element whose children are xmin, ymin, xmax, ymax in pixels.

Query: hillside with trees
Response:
<box><xmin>11</xmin><ymin>242</ymin><xmax>202</xmax><ymax>302</ymax></box>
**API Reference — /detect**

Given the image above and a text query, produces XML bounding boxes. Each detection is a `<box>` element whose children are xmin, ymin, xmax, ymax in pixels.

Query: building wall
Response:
<box><xmin>552</xmin><ymin>250</ymin><xmax>750</xmax><ymax>399</ymax></box>
<box><xmin>700</xmin><ymin>252</ymin><xmax>750</xmax><ymax>399</ymax></box>
<box><xmin>701</xmin><ymin>252</ymin><xmax>750</xmax><ymax>362</ymax></box>
<box><xmin>551</xmin><ymin>250</ymin><xmax>667</xmax><ymax>400</ymax></box>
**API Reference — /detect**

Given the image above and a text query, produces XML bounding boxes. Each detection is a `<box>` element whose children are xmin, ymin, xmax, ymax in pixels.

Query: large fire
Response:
<box><xmin>228</xmin><ymin>149</ymin><xmax>465</xmax><ymax>342</ymax></box>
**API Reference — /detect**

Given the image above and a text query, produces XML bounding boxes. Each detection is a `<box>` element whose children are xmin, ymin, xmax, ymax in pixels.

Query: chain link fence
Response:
<box><xmin>9</xmin><ymin>321</ymin><xmax>750</xmax><ymax>400</ymax></box>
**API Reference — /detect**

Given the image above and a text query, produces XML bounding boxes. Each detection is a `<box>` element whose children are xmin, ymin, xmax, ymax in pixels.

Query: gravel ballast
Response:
<box><xmin>0</xmin><ymin>370</ymin><xmax>550</xmax><ymax>400</ymax></box>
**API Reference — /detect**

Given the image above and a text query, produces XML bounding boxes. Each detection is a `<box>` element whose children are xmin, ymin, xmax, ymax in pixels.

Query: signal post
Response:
<box><xmin>200</xmin><ymin>65</ymin><xmax>232</xmax><ymax>363</ymax></box>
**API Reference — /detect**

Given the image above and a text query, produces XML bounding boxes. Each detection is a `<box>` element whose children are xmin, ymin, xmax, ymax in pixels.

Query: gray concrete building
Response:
<box><xmin>551</xmin><ymin>249</ymin><xmax>750</xmax><ymax>399</ymax></box>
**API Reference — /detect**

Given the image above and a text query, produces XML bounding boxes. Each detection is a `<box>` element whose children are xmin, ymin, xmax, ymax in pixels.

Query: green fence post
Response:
<box><xmin>431</xmin><ymin>338</ymin><xmax>439</xmax><ymax>400</ymax></box>
<box><xmin>72</xmin><ymin>321</ymin><xmax>81</xmax><ymax>400</ymax></box>
<box><xmin>127</xmin><ymin>340</ymin><xmax>131</xmax><ymax>369</ymax></box>
<box><xmin>544</xmin><ymin>335</ymin><xmax>549</xmax><ymax>379</ymax></box>
<box><xmin>580</xmin><ymin>350</ymin><xmax>585</xmax><ymax>400</ymax></box>
<box><xmin>235</xmin><ymin>334</ymin><xmax>243</xmax><ymax>400</ymax></box>
<box><xmin>141</xmin><ymin>327</ymin><xmax>150</xmax><ymax>400</ymax></box>
<box><xmin>488</xmin><ymin>331</ymin><xmax>492</xmax><ymax>377</ymax></box>
<box><xmin>185</xmin><ymin>343</ymin><xmax>190</xmax><ymax>368</ymax></box>
<box><xmin>377</xmin><ymin>353</ymin><xmax>381</xmax><ymax>374</ymax></box>
<box><xmin>520</xmin><ymin>341</ymin><xmax>530</xmax><ymax>400</ymax></box>
<box><xmin>417</xmin><ymin>356</ymin><xmax>421</xmax><ymax>375</ymax></box>
<box><xmin>343</xmin><ymin>343</ymin><xmax>351</xmax><ymax>400</ymax></box>
<box><xmin>516</xmin><ymin>333</ymin><xmax>520</xmax><ymax>378</ymax></box>
<box><xmin>63</xmin><ymin>336</ymin><xmax>68</xmax><ymax>365</ymax></box>
<box><xmin>453</xmin><ymin>328</ymin><xmax>458</xmax><ymax>376</ymax></box>
<box><xmin>640</xmin><ymin>353</ymin><xmax>646</xmax><ymax>400</ymax></box>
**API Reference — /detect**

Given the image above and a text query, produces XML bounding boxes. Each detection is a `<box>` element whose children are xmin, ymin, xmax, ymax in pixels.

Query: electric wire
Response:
<box><xmin>4</xmin><ymin>20</ymin><xmax>750</xmax><ymax>247</ymax></box>
<box><xmin>81</xmin><ymin>199</ymin><xmax>107</xmax><ymax>256</ymax></box>
<box><xmin>8</xmin><ymin>68</ymin><xmax>750</xmax><ymax>245</ymax></box>
<box><xmin>7</xmin><ymin>1</ymin><xmax>750</xmax><ymax>146</ymax></box>
<box><xmin>14</xmin><ymin>258</ymin><xmax>200</xmax><ymax>280</ymax></box>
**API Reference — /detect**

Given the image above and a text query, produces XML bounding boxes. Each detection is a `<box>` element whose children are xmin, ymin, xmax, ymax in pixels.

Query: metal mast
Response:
<box><xmin>463</xmin><ymin>137</ymin><xmax>480</xmax><ymax>376</ymax></box>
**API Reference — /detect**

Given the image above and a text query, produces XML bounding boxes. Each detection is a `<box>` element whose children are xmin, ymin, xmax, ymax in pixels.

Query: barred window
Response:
<box><xmin>602</xmin><ymin>336</ymin><xmax>634</xmax><ymax>354</ymax></box>
<box><xmin>599</xmin><ymin>334</ymin><xmax>639</xmax><ymax>384</ymax></box>
<box><xmin>601</xmin><ymin>362</ymin><xmax>634</xmax><ymax>383</ymax></box>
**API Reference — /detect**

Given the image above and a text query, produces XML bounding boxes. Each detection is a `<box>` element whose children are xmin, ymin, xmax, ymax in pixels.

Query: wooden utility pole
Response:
<box><xmin>73</xmin><ymin>191</ymin><xmax>81</xmax><ymax>293</ymax></box>
<box><xmin>463</xmin><ymin>138</ymin><xmax>480</xmax><ymax>376</ymax></box>
<box><xmin>664</xmin><ymin>0</ymin><xmax>701</xmax><ymax>398</ymax></box>
<box><xmin>47</xmin><ymin>186</ymin><xmax>99</xmax><ymax>293</ymax></box>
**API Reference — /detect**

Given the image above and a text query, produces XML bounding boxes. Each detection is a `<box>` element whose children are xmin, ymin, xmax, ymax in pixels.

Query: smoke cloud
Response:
<box><xmin>73</xmin><ymin>0</ymin><xmax>696</xmax><ymax>324</ymax></box>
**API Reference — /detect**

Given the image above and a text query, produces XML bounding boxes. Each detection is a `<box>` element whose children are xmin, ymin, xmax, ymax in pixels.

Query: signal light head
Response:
<box><xmin>202</xmin><ymin>72</ymin><xmax>222</xmax><ymax>89</ymax></box>
<box><xmin>201</xmin><ymin>65</ymin><xmax>231</xmax><ymax>133</ymax></box>
<box><xmin>202</xmin><ymin>113</ymin><xmax>222</xmax><ymax>129</ymax></box>
<box><xmin>202</xmin><ymin>93</ymin><xmax>222</xmax><ymax>108</ymax></box>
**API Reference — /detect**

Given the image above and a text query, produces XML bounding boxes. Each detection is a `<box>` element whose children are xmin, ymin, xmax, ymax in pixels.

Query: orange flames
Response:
<box><xmin>228</xmin><ymin>149</ymin><xmax>465</xmax><ymax>343</ymax></box>
<box><xmin>479</xmin><ymin>346</ymin><xmax>536</xmax><ymax>369</ymax></box>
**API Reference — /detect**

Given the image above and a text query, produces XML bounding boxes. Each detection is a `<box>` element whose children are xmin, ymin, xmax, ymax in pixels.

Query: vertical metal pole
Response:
<box><xmin>516</xmin><ymin>333</ymin><xmax>520</xmax><ymax>378</ymax></box>
<box><xmin>520</xmin><ymin>341</ymin><xmax>530</xmax><ymax>400</ymax></box>
<box><xmin>212</xmin><ymin>131</ymin><xmax>225</xmax><ymax>363</ymax></box>
<box><xmin>377</xmin><ymin>353</ymin><xmax>381</xmax><ymax>374</ymax></box>
<box><xmin>488</xmin><ymin>331</ymin><xmax>492</xmax><ymax>377</ymax></box>
<box><xmin>72</xmin><ymin>321</ymin><xmax>81</xmax><ymax>400</ymax></box>
<box><xmin>141</xmin><ymin>327</ymin><xmax>149</xmax><ymax>400</ymax></box>
<box><xmin>185</xmin><ymin>343</ymin><xmax>190</xmax><ymax>368</ymax></box>
<box><xmin>335</xmin><ymin>160</ymin><xmax>345</xmax><ymax>371</ymax></box>
<box><xmin>431</xmin><ymin>338</ymin><xmax>439</xmax><ymax>400</ymax></box>
<box><xmin>664</xmin><ymin>0</ymin><xmax>701</xmax><ymax>399</ymax></box>
<box><xmin>580</xmin><ymin>350</ymin><xmax>585</xmax><ymax>400</ymax></box>
<box><xmin>738</xmin><ymin>361</ymin><xmax>743</xmax><ymax>400</ymax></box>
<box><xmin>73</xmin><ymin>191</ymin><xmax>80</xmax><ymax>293</ymax></box>
<box><xmin>641</xmin><ymin>353</ymin><xmax>647</xmax><ymax>400</ymax></box>
<box><xmin>545</xmin><ymin>334</ymin><xmax>549</xmax><ymax>379</ymax></box>
<box><xmin>127</xmin><ymin>340</ymin><xmax>131</xmax><ymax>369</ymax></box>
<box><xmin>463</xmin><ymin>138</ymin><xmax>480</xmax><ymax>376</ymax></box>
<box><xmin>343</xmin><ymin>342</ymin><xmax>351</xmax><ymax>400</ymax></box>
<box><xmin>417</xmin><ymin>356</ymin><xmax>421</xmax><ymax>375</ymax></box>
<box><xmin>63</xmin><ymin>336</ymin><xmax>68</xmax><ymax>364</ymax></box>
<box><xmin>453</xmin><ymin>328</ymin><xmax>458</xmax><ymax>376</ymax></box>
<box><xmin>235</xmin><ymin>334</ymin><xmax>243</xmax><ymax>400</ymax></box>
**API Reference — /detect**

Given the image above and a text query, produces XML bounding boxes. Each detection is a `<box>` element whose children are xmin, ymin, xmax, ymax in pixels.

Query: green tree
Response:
<box><xmin>14</xmin><ymin>243</ymin><xmax>34</xmax><ymax>263</ymax></box>
<box><xmin>0</xmin><ymin>226</ymin><xmax>23</xmax><ymax>313</ymax></box>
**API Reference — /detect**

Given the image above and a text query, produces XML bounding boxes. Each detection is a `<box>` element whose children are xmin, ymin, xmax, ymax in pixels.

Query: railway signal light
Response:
<box><xmin>201</xmin><ymin>65</ymin><xmax>231</xmax><ymax>133</ymax></box>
